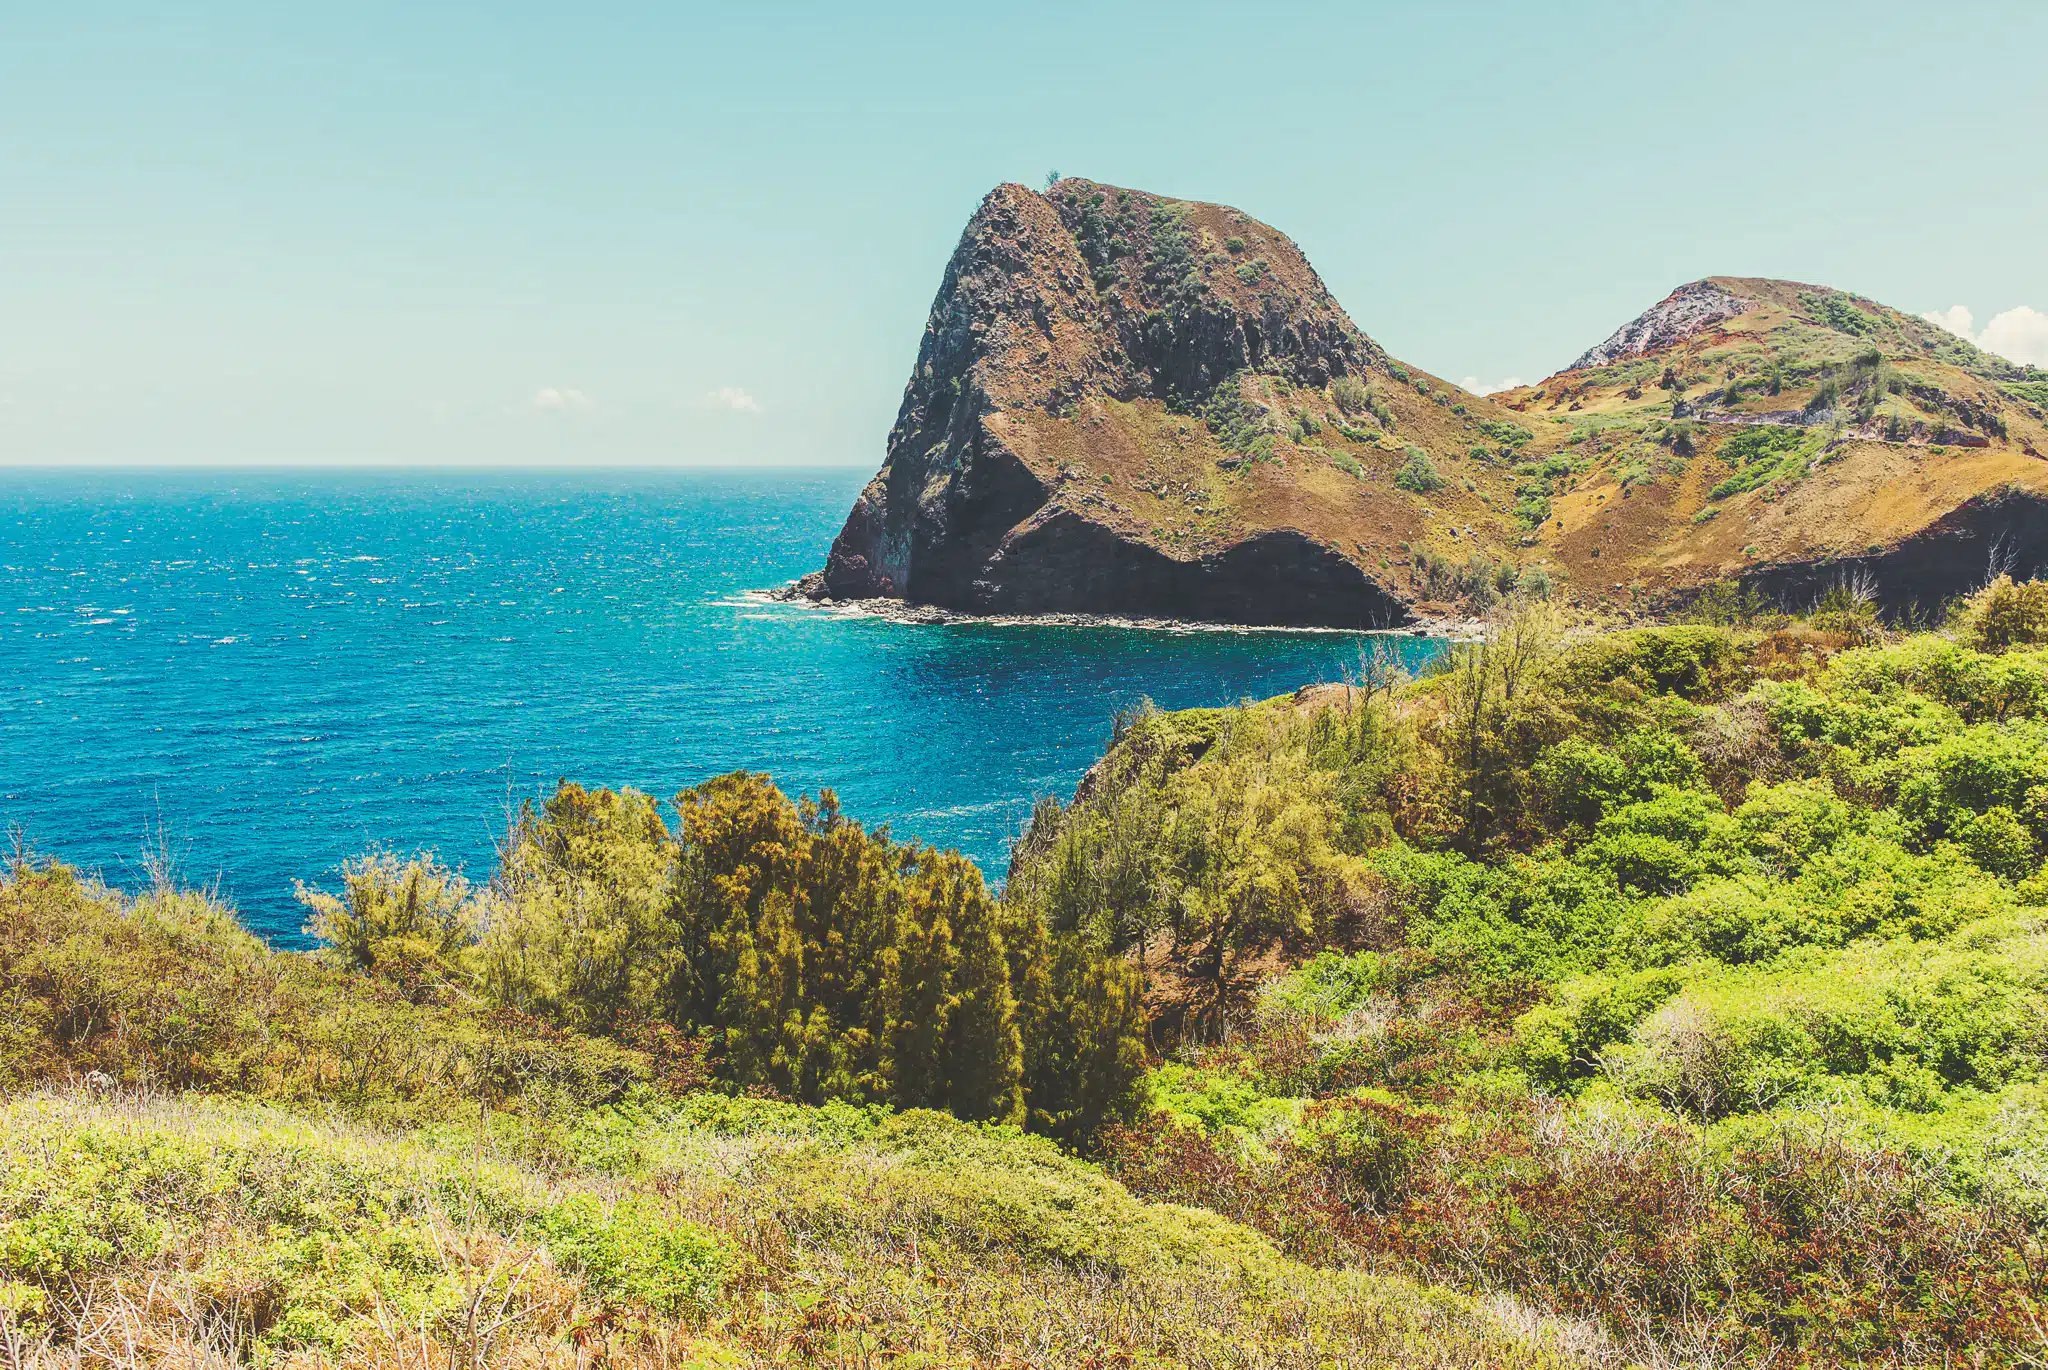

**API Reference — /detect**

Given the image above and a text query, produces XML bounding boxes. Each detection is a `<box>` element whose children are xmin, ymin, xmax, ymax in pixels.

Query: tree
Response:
<box><xmin>447</xmin><ymin>773</ymin><xmax>1142</xmax><ymax>1142</ymax></box>
<box><xmin>1431</xmin><ymin>599</ymin><xmax>1567</xmax><ymax>851</ymax></box>
<box><xmin>477</xmin><ymin>783</ymin><xmax>676</xmax><ymax>1034</ymax></box>
<box><xmin>296</xmin><ymin>850</ymin><xmax>479</xmax><ymax>1001</ymax></box>
<box><xmin>1009</xmin><ymin>912</ymin><xmax>1146</xmax><ymax>1148</ymax></box>
<box><xmin>664</xmin><ymin>773</ymin><xmax>1136</xmax><ymax>1131</ymax></box>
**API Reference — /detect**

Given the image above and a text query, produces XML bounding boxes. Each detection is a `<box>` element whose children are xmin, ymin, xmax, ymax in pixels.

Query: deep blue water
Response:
<box><xmin>0</xmin><ymin>469</ymin><xmax>1440</xmax><ymax>944</ymax></box>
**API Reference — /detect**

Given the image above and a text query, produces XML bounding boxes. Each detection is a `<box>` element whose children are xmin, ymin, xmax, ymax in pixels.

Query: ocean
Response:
<box><xmin>0</xmin><ymin>468</ymin><xmax>1442</xmax><ymax>944</ymax></box>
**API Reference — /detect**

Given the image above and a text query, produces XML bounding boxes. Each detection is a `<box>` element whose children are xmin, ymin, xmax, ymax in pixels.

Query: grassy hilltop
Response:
<box><xmin>13</xmin><ymin>580</ymin><xmax>2048</xmax><ymax>1364</ymax></box>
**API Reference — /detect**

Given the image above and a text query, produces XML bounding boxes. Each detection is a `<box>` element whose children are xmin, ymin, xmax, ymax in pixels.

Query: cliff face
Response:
<box><xmin>815</xmin><ymin>179</ymin><xmax>1524</xmax><ymax>628</ymax></box>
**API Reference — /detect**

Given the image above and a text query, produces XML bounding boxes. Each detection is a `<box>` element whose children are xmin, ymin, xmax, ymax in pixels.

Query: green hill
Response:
<box><xmin>1004</xmin><ymin>580</ymin><xmax>2048</xmax><ymax>1365</ymax></box>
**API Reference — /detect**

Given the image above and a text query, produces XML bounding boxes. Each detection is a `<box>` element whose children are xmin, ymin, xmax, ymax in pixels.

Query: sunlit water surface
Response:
<box><xmin>0</xmin><ymin>469</ymin><xmax>1442</xmax><ymax>943</ymax></box>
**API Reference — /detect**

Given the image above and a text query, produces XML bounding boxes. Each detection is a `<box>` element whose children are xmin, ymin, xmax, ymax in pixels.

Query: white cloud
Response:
<box><xmin>1980</xmin><ymin>307</ymin><xmax>2048</xmax><ymax>368</ymax></box>
<box><xmin>1460</xmin><ymin>375</ymin><xmax>1527</xmax><ymax>396</ymax></box>
<box><xmin>702</xmin><ymin>385</ymin><xmax>761</xmax><ymax>413</ymax></box>
<box><xmin>1920</xmin><ymin>304</ymin><xmax>2048</xmax><ymax>368</ymax></box>
<box><xmin>1921</xmin><ymin>305</ymin><xmax>1975</xmax><ymax>339</ymax></box>
<box><xmin>531</xmin><ymin>386</ymin><xmax>593</xmax><ymax>411</ymax></box>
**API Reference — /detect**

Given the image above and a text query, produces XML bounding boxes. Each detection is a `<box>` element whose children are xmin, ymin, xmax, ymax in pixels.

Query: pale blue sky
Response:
<box><xmin>2</xmin><ymin>1</ymin><xmax>2042</xmax><ymax>466</ymax></box>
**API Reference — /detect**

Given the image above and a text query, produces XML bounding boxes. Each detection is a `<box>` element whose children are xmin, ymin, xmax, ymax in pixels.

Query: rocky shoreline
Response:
<box><xmin>759</xmin><ymin>579</ymin><xmax>1482</xmax><ymax>639</ymax></box>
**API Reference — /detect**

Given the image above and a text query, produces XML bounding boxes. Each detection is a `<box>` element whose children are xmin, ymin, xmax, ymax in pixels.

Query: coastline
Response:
<box><xmin>749</xmin><ymin>583</ymin><xmax>1481</xmax><ymax>640</ymax></box>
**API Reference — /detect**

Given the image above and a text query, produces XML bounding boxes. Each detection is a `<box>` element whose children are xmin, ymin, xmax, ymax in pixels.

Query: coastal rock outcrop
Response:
<box><xmin>810</xmin><ymin>179</ymin><xmax>1520</xmax><ymax>628</ymax></box>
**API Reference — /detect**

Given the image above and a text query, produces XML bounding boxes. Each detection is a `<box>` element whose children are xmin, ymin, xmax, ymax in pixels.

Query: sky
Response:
<box><xmin>2</xmin><ymin>1</ymin><xmax>2043</xmax><ymax>468</ymax></box>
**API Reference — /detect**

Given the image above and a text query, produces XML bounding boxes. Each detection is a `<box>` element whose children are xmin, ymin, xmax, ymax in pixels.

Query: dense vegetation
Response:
<box><xmin>1005</xmin><ymin>578</ymin><xmax>2048</xmax><ymax>1366</ymax></box>
<box><xmin>13</xmin><ymin>581</ymin><xmax>2048</xmax><ymax>1365</ymax></box>
<box><xmin>2</xmin><ymin>801</ymin><xmax>1574</xmax><ymax>1366</ymax></box>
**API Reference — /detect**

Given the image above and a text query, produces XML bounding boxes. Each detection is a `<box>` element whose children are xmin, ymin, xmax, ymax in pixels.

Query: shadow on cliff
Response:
<box><xmin>1738</xmin><ymin>486</ymin><xmax>2048</xmax><ymax>618</ymax></box>
<box><xmin>978</xmin><ymin>513</ymin><xmax>1410</xmax><ymax>628</ymax></box>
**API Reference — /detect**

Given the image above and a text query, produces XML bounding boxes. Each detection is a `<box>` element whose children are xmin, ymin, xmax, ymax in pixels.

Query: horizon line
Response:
<box><xmin>0</xmin><ymin>460</ymin><xmax>878</xmax><ymax>473</ymax></box>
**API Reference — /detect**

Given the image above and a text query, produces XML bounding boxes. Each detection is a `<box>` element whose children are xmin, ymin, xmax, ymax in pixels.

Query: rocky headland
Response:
<box><xmin>797</xmin><ymin>181</ymin><xmax>2048</xmax><ymax>626</ymax></box>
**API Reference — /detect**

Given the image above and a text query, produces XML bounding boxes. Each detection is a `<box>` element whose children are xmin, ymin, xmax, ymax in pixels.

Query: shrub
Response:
<box><xmin>1201</xmin><ymin>379</ymin><xmax>1276</xmax><ymax>456</ymax></box>
<box><xmin>297</xmin><ymin>850</ymin><xmax>481</xmax><ymax>998</ymax></box>
<box><xmin>536</xmin><ymin>1193</ymin><xmax>726</xmax><ymax>1315</ymax></box>
<box><xmin>1721</xmin><ymin>424</ymin><xmax>1806</xmax><ymax>467</ymax></box>
<box><xmin>1802</xmin><ymin>289</ymin><xmax>1878</xmax><ymax>336</ymax></box>
<box><xmin>1530</xmin><ymin>737</ymin><xmax>1633</xmax><ymax>830</ymax></box>
<box><xmin>1555</xmin><ymin>624</ymin><xmax>1745</xmax><ymax>701</ymax></box>
<box><xmin>1329</xmin><ymin>373</ymin><xmax>1369</xmax><ymax>417</ymax></box>
<box><xmin>0</xmin><ymin>859</ymin><xmax>647</xmax><ymax>1115</ymax></box>
<box><xmin>1394</xmin><ymin>447</ymin><xmax>1445</xmax><ymax>493</ymax></box>
<box><xmin>478</xmin><ymin>782</ymin><xmax>675</xmax><ymax>1036</ymax></box>
<box><xmin>1958</xmin><ymin>574</ymin><xmax>2048</xmax><ymax>652</ymax></box>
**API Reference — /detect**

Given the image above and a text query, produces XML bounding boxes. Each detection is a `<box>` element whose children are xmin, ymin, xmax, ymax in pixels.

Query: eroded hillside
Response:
<box><xmin>803</xmin><ymin>188</ymin><xmax>2048</xmax><ymax>625</ymax></box>
<box><xmin>1497</xmin><ymin>277</ymin><xmax>2048</xmax><ymax>612</ymax></box>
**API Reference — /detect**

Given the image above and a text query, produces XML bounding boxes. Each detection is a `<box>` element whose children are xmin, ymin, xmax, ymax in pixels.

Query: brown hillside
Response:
<box><xmin>1496</xmin><ymin>277</ymin><xmax>2048</xmax><ymax>612</ymax></box>
<box><xmin>804</xmin><ymin>187</ymin><xmax>2048</xmax><ymax>625</ymax></box>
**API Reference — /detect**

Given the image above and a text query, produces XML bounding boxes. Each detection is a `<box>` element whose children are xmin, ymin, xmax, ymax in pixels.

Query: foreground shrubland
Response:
<box><xmin>1008</xmin><ymin>581</ymin><xmax>2048</xmax><ymax>1366</ymax></box>
<box><xmin>0</xmin><ymin>1027</ymin><xmax>1586</xmax><ymax>1368</ymax></box>
<box><xmin>2</xmin><ymin>804</ymin><xmax>1583</xmax><ymax>1367</ymax></box>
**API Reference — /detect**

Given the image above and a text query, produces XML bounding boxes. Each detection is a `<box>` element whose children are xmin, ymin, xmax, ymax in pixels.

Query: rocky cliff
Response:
<box><xmin>805</xmin><ymin>184</ymin><xmax>2048</xmax><ymax>627</ymax></box>
<box><xmin>1569</xmin><ymin>280</ymin><xmax>1753</xmax><ymax>371</ymax></box>
<box><xmin>805</xmin><ymin>179</ymin><xmax>1534</xmax><ymax>628</ymax></box>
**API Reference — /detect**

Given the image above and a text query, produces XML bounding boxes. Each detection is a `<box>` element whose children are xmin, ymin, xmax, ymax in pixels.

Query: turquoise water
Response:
<box><xmin>0</xmin><ymin>469</ymin><xmax>1441</xmax><ymax>944</ymax></box>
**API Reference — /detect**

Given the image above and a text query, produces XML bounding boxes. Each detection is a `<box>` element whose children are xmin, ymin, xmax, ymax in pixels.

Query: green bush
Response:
<box><xmin>1958</xmin><ymin>574</ymin><xmax>2048</xmax><ymax>652</ymax></box>
<box><xmin>1330</xmin><ymin>374</ymin><xmax>1370</xmax><ymax>417</ymax></box>
<box><xmin>296</xmin><ymin>849</ymin><xmax>480</xmax><ymax>995</ymax></box>
<box><xmin>536</xmin><ymin>1193</ymin><xmax>725</xmax><ymax>1315</ymax></box>
<box><xmin>1394</xmin><ymin>447</ymin><xmax>1444</xmax><ymax>493</ymax></box>
<box><xmin>0</xmin><ymin>860</ymin><xmax>648</xmax><ymax>1116</ymax></box>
